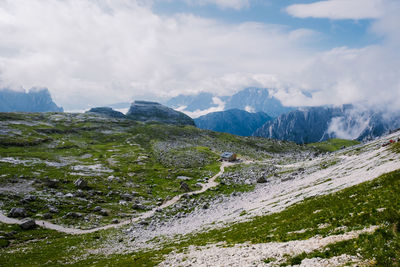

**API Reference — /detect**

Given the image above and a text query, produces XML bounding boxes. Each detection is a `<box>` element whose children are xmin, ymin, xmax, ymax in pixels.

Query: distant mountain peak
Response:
<box><xmin>0</xmin><ymin>87</ymin><xmax>63</xmax><ymax>112</ymax></box>
<box><xmin>166</xmin><ymin>87</ymin><xmax>294</xmax><ymax>118</ymax></box>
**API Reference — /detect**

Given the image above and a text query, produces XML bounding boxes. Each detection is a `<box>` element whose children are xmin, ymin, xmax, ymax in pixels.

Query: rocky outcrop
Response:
<box><xmin>86</xmin><ymin>107</ymin><xmax>126</xmax><ymax>118</ymax></box>
<box><xmin>0</xmin><ymin>88</ymin><xmax>63</xmax><ymax>112</ymax></box>
<box><xmin>127</xmin><ymin>101</ymin><xmax>194</xmax><ymax>126</ymax></box>
<box><xmin>195</xmin><ymin>109</ymin><xmax>272</xmax><ymax>136</ymax></box>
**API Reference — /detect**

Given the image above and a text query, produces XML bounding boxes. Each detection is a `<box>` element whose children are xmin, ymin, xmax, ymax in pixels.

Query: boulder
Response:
<box><xmin>20</xmin><ymin>218</ymin><xmax>36</xmax><ymax>230</ymax></box>
<box><xmin>132</xmin><ymin>203</ymin><xmax>147</xmax><ymax>210</ymax></box>
<box><xmin>121</xmin><ymin>193</ymin><xmax>132</xmax><ymax>201</ymax></box>
<box><xmin>65</xmin><ymin>212</ymin><xmax>82</xmax><ymax>219</ymax></box>
<box><xmin>21</xmin><ymin>195</ymin><xmax>37</xmax><ymax>203</ymax></box>
<box><xmin>99</xmin><ymin>209</ymin><xmax>109</xmax><ymax>216</ymax></box>
<box><xmin>8</xmin><ymin>207</ymin><xmax>27</xmax><ymax>218</ymax></box>
<box><xmin>256</xmin><ymin>177</ymin><xmax>268</xmax><ymax>183</ymax></box>
<box><xmin>180</xmin><ymin>182</ymin><xmax>191</xmax><ymax>192</ymax></box>
<box><xmin>74</xmin><ymin>178</ymin><xmax>88</xmax><ymax>189</ymax></box>
<box><xmin>93</xmin><ymin>206</ymin><xmax>102</xmax><ymax>212</ymax></box>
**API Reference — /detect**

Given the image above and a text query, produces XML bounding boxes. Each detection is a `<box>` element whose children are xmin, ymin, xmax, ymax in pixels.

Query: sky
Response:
<box><xmin>0</xmin><ymin>0</ymin><xmax>399</xmax><ymax>111</ymax></box>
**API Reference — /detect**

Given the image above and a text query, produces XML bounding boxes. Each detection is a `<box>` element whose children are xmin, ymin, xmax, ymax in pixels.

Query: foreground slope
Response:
<box><xmin>0</xmin><ymin>112</ymin><xmax>399</xmax><ymax>266</ymax></box>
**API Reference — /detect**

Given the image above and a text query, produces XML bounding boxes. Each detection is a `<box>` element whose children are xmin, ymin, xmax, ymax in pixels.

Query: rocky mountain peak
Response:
<box><xmin>127</xmin><ymin>100</ymin><xmax>195</xmax><ymax>125</ymax></box>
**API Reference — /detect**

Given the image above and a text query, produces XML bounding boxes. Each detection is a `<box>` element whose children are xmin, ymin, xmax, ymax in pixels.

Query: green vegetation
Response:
<box><xmin>121</xmin><ymin>170</ymin><xmax>400</xmax><ymax>266</ymax></box>
<box><xmin>0</xmin><ymin>112</ymin><xmax>306</xmax><ymax>228</ymax></box>
<box><xmin>1</xmin><ymin>112</ymin><xmax>398</xmax><ymax>266</ymax></box>
<box><xmin>308</xmin><ymin>138</ymin><xmax>360</xmax><ymax>152</ymax></box>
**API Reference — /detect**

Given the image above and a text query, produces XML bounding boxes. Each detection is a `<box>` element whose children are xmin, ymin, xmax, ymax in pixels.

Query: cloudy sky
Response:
<box><xmin>0</xmin><ymin>0</ymin><xmax>399</xmax><ymax>111</ymax></box>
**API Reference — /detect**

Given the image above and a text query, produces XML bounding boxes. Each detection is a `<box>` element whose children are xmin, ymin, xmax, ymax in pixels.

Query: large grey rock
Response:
<box><xmin>126</xmin><ymin>101</ymin><xmax>194</xmax><ymax>126</ymax></box>
<box><xmin>74</xmin><ymin>178</ymin><xmax>88</xmax><ymax>189</ymax></box>
<box><xmin>20</xmin><ymin>218</ymin><xmax>36</xmax><ymax>230</ymax></box>
<box><xmin>8</xmin><ymin>207</ymin><xmax>27</xmax><ymax>218</ymax></box>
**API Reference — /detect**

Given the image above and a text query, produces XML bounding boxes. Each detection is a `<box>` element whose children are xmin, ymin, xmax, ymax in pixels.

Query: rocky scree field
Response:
<box><xmin>0</xmin><ymin>112</ymin><xmax>399</xmax><ymax>266</ymax></box>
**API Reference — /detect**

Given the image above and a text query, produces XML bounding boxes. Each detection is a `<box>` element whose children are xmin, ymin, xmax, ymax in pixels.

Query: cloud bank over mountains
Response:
<box><xmin>0</xmin><ymin>0</ymin><xmax>399</xmax><ymax>112</ymax></box>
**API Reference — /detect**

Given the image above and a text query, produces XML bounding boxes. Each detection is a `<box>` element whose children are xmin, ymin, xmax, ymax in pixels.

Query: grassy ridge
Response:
<box><xmin>307</xmin><ymin>138</ymin><xmax>360</xmax><ymax>152</ymax></box>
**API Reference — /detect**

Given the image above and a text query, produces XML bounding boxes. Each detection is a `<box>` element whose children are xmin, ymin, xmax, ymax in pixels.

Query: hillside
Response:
<box><xmin>194</xmin><ymin>109</ymin><xmax>272</xmax><ymax>136</ymax></box>
<box><xmin>0</xmin><ymin>112</ymin><xmax>399</xmax><ymax>266</ymax></box>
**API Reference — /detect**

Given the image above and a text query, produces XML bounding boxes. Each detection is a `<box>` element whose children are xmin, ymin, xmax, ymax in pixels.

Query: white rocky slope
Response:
<box><xmin>97</xmin><ymin>130</ymin><xmax>400</xmax><ymax>260</ymax></box>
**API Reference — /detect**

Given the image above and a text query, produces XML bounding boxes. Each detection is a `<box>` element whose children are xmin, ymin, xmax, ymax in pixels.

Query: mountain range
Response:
<box><xmin>194</xmin><ymin>109</ymin><xmax>271</xmax><ymax>136</ymax></box>
<box><xmin>0</xmin><ymin>88</ymin><xmax>63</xmax><ymax>112</ymax></box>
<box><xmin>254</xmin><ymin>105</ymin><xmax>400</xmax><ymax>143</ymax></box>
<box><xmin>166</xmin><ymin>88</ymin><xmax>294</xmax><ymax>118</ymax></box>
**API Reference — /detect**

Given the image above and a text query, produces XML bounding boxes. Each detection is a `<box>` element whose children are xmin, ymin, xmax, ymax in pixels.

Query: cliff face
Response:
<box><xmin>126</xmin><ymin>101</ymin><xmax>195</xmax><ymax>126</ymax></box>
<box><xmin>253</xmin><ymin>105</ymin><xmax>400</xmax><ymax>143</ymax></box>
<box><xmin>0</xmin><ymin>88</ymin><xmax>63</xmax><ymax>112</ymax></box>
<box><xmin>195</xmin><ymin>109</ymin><xmax>272</xmax><ymax>136</ymax></box>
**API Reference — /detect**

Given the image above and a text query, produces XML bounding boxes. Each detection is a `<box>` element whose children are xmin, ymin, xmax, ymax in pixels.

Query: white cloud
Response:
<box><xmin>191</xmin><ymin>0</ymin><xmax>250</xmax><ymax>10</ymax></box>
<box><xmin>0</xmin><ymin>0</ymin><xmax>313</xmax><ymax>109</ymax></box>
<box><xmin>176</xmin><ymin>97</ymin><xmax>225</xmax><ymax>118</ymax></box>
<box><xmin>286</xmin><ymin>0</ymin><xmax>384</xmax><ymax>20</ymax></box>
<box><xmin>0</xmin><ymin>0</ymin><xmax>399</xmax><ymax>114</ymax></box>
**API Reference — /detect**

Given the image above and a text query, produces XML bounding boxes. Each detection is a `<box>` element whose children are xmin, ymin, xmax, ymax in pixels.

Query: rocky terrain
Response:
<box><xmin>0</xmin><ymin>112</ymin><xmax>399</xmax><ymax>266</ymax></box>
<box><xmin>194</xmin><ymin>109</ymin><xmax>272</xmax><ymax>136</ymax></box>
<box><xmin>0</xmin><ymin>88</ymin><xmax>63</xmax><ymax>112</ymax></box>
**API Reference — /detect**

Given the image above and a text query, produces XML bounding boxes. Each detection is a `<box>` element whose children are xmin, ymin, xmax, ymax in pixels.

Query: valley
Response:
<box><xmin>0</xmin><ymin>112</ymin><xmax>399</xmax><ymax>266</ymax></box>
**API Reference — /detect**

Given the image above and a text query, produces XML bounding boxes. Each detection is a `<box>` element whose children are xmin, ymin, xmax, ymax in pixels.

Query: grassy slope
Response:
<box><xmin>5</xmin><ymin>166</ymin><xmax>394</xmax><ymax>266</ymax></box>
<box><xmin>1</xmin><ymin>113</ymin><xmax>398</xmax><ymax>266</ymax></box>
<box><xmin>118</xmin><ymin>169</ymin><xmax>400</xmax><ymax>266</ymax></box>
<box><xmin>307</xmin><ymin>138</ymin><xmax>361</xmax><ymax>152</ymax></box>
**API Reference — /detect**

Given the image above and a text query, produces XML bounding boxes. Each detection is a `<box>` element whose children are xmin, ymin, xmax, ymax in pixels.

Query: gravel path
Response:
<box><xmin>0</xmin><ymin>161</ymin><xmax>234</xmax><ymax>234</ymax></box>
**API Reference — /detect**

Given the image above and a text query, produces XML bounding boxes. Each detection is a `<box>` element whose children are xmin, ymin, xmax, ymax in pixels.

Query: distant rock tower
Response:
<box><xmin>126</xmin><ymin>100</ymin><xmax>195</xmax><ymax>125</ymax></box>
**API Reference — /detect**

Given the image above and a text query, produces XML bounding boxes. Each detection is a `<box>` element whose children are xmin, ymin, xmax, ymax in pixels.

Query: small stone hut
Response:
<box><xmin>220</xmin><ymin>152</ymin><xmax>237</xmax><ymax>162</ymax></box>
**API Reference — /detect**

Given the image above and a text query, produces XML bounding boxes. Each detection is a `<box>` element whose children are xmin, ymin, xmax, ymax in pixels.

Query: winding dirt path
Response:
<box><xmin>0</xmin><ymin>161</ymin><xmax>235</xmax><ymax>235</ymax></box>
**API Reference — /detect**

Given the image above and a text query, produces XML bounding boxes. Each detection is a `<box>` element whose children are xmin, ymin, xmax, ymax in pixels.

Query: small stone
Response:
<box><xmin>20</xmin><ymin>218</ymin><xmax>36</xmax><ymax>230</ymax></box>
<box><xmin>111</xmin><ymin>219</ymin><xmax>119</xmax><ymax>224</ymax></box>
<box><xmin>65</xmin><ymin>193</ymin><xmax>74</xmax><ymax>198</ymax></box>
